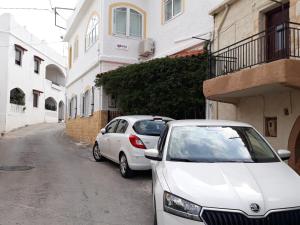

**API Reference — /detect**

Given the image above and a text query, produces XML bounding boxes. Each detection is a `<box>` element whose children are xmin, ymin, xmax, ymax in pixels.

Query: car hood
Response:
<box><xmin>163</xmin><ymin>162</ymin><xmax>300</xmax><ymax>216</ymax></box>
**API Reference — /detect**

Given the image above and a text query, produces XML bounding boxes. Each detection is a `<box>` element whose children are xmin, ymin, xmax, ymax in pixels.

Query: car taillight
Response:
<box><xmin>129</xmin><ymin>135</ymin><xmax>146</xmax><ymax>149</ymax></box>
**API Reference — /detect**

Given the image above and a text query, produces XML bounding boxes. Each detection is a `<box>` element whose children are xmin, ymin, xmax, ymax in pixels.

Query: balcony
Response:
<box><xmin>204</xmin><ymin>22</ymin><xmax>300</xmax><ymax>103</ymax></box>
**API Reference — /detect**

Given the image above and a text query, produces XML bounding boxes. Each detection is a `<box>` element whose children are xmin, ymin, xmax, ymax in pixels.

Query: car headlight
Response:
<box><xmin>163</xmin><ymin>192</ymin><xmax>202</xmax><ymax>221</ymax></box>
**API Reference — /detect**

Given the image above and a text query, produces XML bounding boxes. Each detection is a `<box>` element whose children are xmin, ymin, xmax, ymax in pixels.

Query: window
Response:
<box><xmin>116</xmin><ymin>120</ymin><xmax>128</xmax><ymax>133</ymax></box>
<box><xmin>108</xmin><ymin>94</ymin><xmax>117</xmax><ymax>108</ymax></box>
<box><xmin>70</xmin><ymin>96</ymin><xmax>77</xmax><ymax>118</ymax></box>
<box><xmin>45</xmin><ymin>97</ymin><xmax>57</xmax><ymax>111</ymax></box>
<box><xmin>164</xmin><ymin>0</ymin><xmax>183</xmax><ymax>22</ymax></box>
<box><xmin>82</xmin><ymin>90</ymin><xmax>90</xmax><ymax>117</ymax></box>
<box><xmin>10</xmin><ymin>88</ymin><xmax>25</xmax><ymax>105</ymax></box>
<box><xmin>15</xmin><ymin>48</ymin><xmax>22</xmax><ymax>66</ymax></box>
<box><xmin>113</xmin><ymin>7</ymin><xmax>143</xmax><ymax>38</ymax></box>
<box><xmin>33</xmin><ymin>93</ymin><xmax>39</xmax><ymax>108</ymax></box>
<box><xmin>74</xmin><ymin>37</ymin><xmax>79</xmax><ymax>61</ymax></box>
<box><xmin>265</xmin><ymin>117</ymin><xmax>277</xmax><ymax>137</ymax></box>
<box><xmin>34</xmin><ymin>56</ymin><xmax>43</xmax><ymax>74</ymax></box>
<box><xmin>158</xmin><ymin>125</ymin><xmax>169</xmax><ymax>154</ymax></box>
<box><xmin>32</xmin><ymin>90</ymin><xmax>42</xmax><ymax>108</ymax></box>
<box><xmin>133</xmin><ymin>119</ymin><xmax>170</xmax><ymax>136</ymax></box>
<box><xmin>106</xmin><ymin>120</ymin><xmax>119</xmax><ymax>133</ymax></box>
<box><xmin>86</xmin><ymin>15</ymin><xmax>99</xmax><ymax>50</ymax></box>
<box><xmin>34</xmin><ymin>58</ymin><xmax>40</xmax><ymax>73</ymax></box>
<box><xmin>14</xmin><ymin>44</ymin><xmax>27</xmax><ymax>66</ymax></box>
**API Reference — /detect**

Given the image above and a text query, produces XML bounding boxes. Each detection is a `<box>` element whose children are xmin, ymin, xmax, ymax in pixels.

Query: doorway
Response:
<box><xmin>296</xmin><ymin>134</ymin><xmax>300</xmax><ymax>172</ymax></box>
<box><xmin>265</xmin><ymin>3</ymin><xmax>289</xmax><ymax>61</ymax></box>
<box><xmin>58</xmin><ymin>101</ymin><xmax>65</xmax><ymax>122</ymax></box>
<box><xmin>288</xmin><ymin>116</ymin><xmax>300</xmax><ymax>174</ymax></box>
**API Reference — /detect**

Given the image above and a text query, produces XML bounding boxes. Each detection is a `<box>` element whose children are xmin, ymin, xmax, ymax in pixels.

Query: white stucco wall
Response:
<box><xmin>148</xmin><ymin>0</ymin><xmax>221</xmax><ymax>58</ymax></box>
<box><xmin>64</xmin><ymin>0</ymin><xmax>223</xmax><ymax>117</ymax></box>
<box><xmin>0</xmin><ymin>18</ymin><xmax>10</xmax><ymax>133</ymax></box>
<box><xmin>0</xmin><ymin>13</ymin><xmax>67</xmax><ymax>133</ymax></box>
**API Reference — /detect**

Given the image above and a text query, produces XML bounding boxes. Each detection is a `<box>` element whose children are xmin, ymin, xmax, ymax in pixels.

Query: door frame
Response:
<box><xmin>288</xmin><ymin>116</ymin><xmax>300</xmax><ymax>173</ymax></box>
<box><xmin>265</xmin><ymin>3</ymin><xmax>290</xmax><ymax>62</ymax></box>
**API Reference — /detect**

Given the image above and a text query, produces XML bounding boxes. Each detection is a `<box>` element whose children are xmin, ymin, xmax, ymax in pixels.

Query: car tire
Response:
<box><xmin>119</xmin><ymin>153</ymin><xmax>134</xmax><ymax>178</ymax></box>
<box><xmin>93</xmin><ymin>143</ymin><xmax>104</xmax><ymax>162</ymax></box>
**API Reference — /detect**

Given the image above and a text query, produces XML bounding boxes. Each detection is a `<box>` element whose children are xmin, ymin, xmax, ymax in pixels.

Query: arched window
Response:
<box><xmin>85</xmin><ymin>14</ymin><xmax>99</xmax><ymax>50</ymax></box>
<box><xmin>45</xmin><ymin>97</ymin><xmax>57</xmax><ymax>111</ymax></box>
<box><xmin>113</xmin><ymin>7</ymin><xmax>143</xmax><ymax>38</ymax></box>
<box><xmin>10</xmin><ymin>88</ymin><xmax>25</xmax><ymax>105</ymax></box>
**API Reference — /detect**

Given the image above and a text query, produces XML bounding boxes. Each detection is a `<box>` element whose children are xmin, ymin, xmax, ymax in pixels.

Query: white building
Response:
<box><xmin>0</xmin><ymin>14</ymin><xmax>66</xmax><ymax>134</ymax></box>
<box><xmin>64</xmin><ymin>0</ymin><xmax>222</xmax><ymax>144</ymax></box>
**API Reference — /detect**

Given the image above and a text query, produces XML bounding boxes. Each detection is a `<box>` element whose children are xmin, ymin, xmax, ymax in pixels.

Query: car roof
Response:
<box><xmin>168</xmin><ymin>120</ymin><xmax>252</xmax><ymax>127</ymax></box>
<box><xmin>114</xmin><ymin>115</ymin><xmax>174</xmax><ymax>123</ymax></box>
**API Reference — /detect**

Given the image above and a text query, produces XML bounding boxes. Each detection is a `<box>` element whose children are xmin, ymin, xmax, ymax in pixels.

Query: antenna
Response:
<box><xmin>54</xmin><ymin>7</ymin><xmax>75</xmax><ymax>30</ymax></box>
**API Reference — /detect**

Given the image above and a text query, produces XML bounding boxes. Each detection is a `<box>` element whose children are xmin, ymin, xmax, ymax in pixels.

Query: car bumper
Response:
<box><xmin>158</xmin><ymin>211</ymin><xmax>205</xmax><ymax>225</ymax></box>
<box><xmin>127</xmin><ymin>150</ymin><xmax>151</xmax><ymax>170</ymax></box>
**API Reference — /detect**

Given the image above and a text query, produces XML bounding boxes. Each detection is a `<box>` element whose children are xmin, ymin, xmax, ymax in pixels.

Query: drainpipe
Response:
<box><xmin>215</xmin><ymin>4</ymin><xmax>230</xmax><ymax>119</ymax></box>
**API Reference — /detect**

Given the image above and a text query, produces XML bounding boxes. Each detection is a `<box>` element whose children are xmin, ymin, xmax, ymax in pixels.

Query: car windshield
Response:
<box><xmin>133</xmin><ymin>120</ymin><xmax>169</xmax><ymax>136</ymax></box>
<box><xmin>167</xmin><ymin>126</ymin><xmax>280</xmax><ymax>163</ymax></box>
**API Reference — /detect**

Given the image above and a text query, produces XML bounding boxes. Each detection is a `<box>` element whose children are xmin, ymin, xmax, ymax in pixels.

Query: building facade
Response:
<box><xmin>204</xmin><ymin>0</ymin><xmax>300</xmax><ymax>173</ymax></box>
<box><xmin>0</xmin><ymin>14</ymin><xmax>66</xmax><ymax>134</ymax></box>
<box><xmin>64</xmin><ymin>0</ymin><xmax>222</xmax><ymax>144</ymax></box>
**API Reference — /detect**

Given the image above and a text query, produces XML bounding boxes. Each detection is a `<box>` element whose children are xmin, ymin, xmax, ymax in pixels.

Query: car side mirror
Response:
<box><xmin>277</xmin><ymin>149</ymin><xmax>291</xmax><ymax>161</ymax></box>
<box><xmin>145</xmin><ymin>149</ymin><xmax>162</xmax><ymax>161</ymax></box>
<box><xmin>100</xmin><ymin>128</ymin><xmax>106</xmax><ymax>135</ymax></box>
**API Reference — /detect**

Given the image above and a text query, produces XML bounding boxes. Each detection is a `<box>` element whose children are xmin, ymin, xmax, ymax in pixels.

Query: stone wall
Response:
<box><xmin>66</xmin><ymin>110</ymin><xmax>108</xmax><ymax>144</ymax></box>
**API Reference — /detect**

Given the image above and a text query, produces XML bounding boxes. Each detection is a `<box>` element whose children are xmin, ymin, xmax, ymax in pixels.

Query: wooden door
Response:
<box><xmin>266</xmin><ymin>3</ymin><xmax>289</xmax><ymax>61</ymax></box>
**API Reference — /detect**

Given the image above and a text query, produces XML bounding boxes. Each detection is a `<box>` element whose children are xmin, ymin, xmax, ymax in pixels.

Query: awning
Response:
<box><xmin>33</xmin><ymin>89</ymin><xmax>44</xmax><ymax>95</ymax></box>
<box><xmin>14</xmin><ymin>44</ymin><xmax>28</xmax><ymax>52</ymax></box>
<box><xmin>34</xmin><ymin>55</ymin><xmax>45</xmax><ymax>62</ymax></box>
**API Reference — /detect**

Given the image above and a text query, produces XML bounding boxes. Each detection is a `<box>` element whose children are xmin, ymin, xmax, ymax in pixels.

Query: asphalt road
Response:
<box><xmin>0</xmin><ymin>123</ymin><xmax>153</xmax><ymax>225</ymax></box>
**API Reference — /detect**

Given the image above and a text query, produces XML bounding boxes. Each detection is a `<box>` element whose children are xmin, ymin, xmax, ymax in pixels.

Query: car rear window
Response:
<box><xmin>133</xmin><ymin>120</ymin><xmax>169</xmax><ymax>136</ymax></box>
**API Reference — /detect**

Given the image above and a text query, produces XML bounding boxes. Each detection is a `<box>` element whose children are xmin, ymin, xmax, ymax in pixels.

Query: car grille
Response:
<box><xmin>201</xmin><ymin>209</ymin><xmax>300</xmax><ymax>225</ymax></box>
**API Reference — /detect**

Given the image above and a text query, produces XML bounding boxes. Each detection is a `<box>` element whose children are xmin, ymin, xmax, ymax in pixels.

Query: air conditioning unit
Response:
<box><xmin>139</xmin><ymin>39</ymin><xmax>155</xmax><ymax>57</ymax></box>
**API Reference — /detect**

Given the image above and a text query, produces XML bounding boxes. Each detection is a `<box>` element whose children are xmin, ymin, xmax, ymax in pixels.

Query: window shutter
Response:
<box><xmin>90</xmin><ymin>87</ymin><xmax>95</xmax><ymax>116</ymax></box>
<box><xmin>75</xmin><ymin>96</ymin><xmax>77</xmax><ymax>118</ymax></box>
<box><xmin>68</xmin><ymin>100</ymin><xmax>71</xmax><ymax>118</ymax></box>
<box><xmin>80</xmin><ymin>94</ymin><xmax>84</xmax><ymax>117</ymax></box>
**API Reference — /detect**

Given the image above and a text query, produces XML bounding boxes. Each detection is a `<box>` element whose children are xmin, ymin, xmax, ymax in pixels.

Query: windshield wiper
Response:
<box><xmin>169</xmin><ymin>158</ymin><xmax>217</xmax><ymax>163</ymax></box>
<box><xmin>215</xmin><ymin>160</ymin><xmax>254</xmax><ymax>163</ymax></box>
<box><xmin>169</xmin><ymin>158</ymin><xmax>197</xmax><ymax>162</ymax></box>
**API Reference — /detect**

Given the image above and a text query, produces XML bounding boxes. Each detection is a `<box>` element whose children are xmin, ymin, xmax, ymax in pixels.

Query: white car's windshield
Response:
<box><xmin>167</xmin><ymin>126</ymin><xmax>280</xmax><ymax>163</ymax></box>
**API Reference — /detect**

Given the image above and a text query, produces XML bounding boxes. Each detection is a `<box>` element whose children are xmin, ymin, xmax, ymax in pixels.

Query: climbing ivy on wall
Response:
<box><xmin>95</xmin><ymin>54</ymin><xmax>208</xmax><ymax>119</ymax></box>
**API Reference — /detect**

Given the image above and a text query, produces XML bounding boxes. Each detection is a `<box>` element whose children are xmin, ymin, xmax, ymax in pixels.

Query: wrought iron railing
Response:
<box><xmin>209</xmin><ymin>22</ymin><xmax>300</xmax><ymax>78</ymax></box>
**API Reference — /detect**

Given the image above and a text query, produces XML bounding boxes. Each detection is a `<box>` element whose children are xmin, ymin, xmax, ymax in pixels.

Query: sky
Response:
<box><xmin>0</xmin><ymin>0</ymin><xmax>78</xmax><ymax>56</ymax></box>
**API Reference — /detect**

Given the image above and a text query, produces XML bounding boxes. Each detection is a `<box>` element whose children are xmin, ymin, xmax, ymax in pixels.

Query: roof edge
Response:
<box><xmin>64</xmin><ymin>0</ymin><xmax>93</xmax><ymax>41</ymax></box>
<box><xmin>209</xmin><ymin>0</ymin><xmax>239</xmax><ymax>16</ymax></box>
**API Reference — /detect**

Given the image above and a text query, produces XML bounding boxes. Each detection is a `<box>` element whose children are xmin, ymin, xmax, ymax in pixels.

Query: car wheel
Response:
<box><xmin>93</xmin><ymin>143</ymin><xmax>104</xmax><ymax>162</ymax></box>
<box><xmin>119</xmin><ymin>153</ymin><xmax>134</xmax><ymax>178</ymax></box>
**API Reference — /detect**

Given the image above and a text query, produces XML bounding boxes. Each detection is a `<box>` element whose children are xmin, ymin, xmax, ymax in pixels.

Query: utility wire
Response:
<box><xmin>0</xmin><ymin>7</ymin><xmax>51</xmax><ymax>12</ymax></box>
<box><xmin>48</xmin><ymin>0</ymin><xmax>54</xmax><ymax>10</ymax></box>
<box><xmin>0</xmin><ymin>40</ymin><xmax>66</xmax><ymax>48</ymax></box>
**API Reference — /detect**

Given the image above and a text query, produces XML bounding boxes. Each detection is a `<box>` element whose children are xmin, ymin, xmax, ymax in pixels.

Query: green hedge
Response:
<box><xmin>95</xmin><ymin>54</ymin><xmax>208</xmax><ymax>119</ymax></box>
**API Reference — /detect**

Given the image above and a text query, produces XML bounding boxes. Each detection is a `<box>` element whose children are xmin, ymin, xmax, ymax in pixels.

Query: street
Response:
<box><xmin>0</xmin><ymin>123</ymin><xmax>153</xmax><ymax>225</ymax></box>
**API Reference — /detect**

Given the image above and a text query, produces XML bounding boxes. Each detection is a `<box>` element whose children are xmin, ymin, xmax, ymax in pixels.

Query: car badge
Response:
<box><xmin>250</xmin><ymin>203</ymin><xmax>260</xmax><ymax>213</ymax></box>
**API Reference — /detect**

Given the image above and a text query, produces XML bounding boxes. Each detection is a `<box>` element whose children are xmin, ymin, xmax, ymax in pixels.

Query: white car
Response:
<box><xmin>145</xmin><ymin>120</ymin><xmax>300</xmax><ymax>225</ymax></box>
<box><xmin>93</xmin><ymin>115</ymin><xmax>173</xmax><ymax>178</ymax></box>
